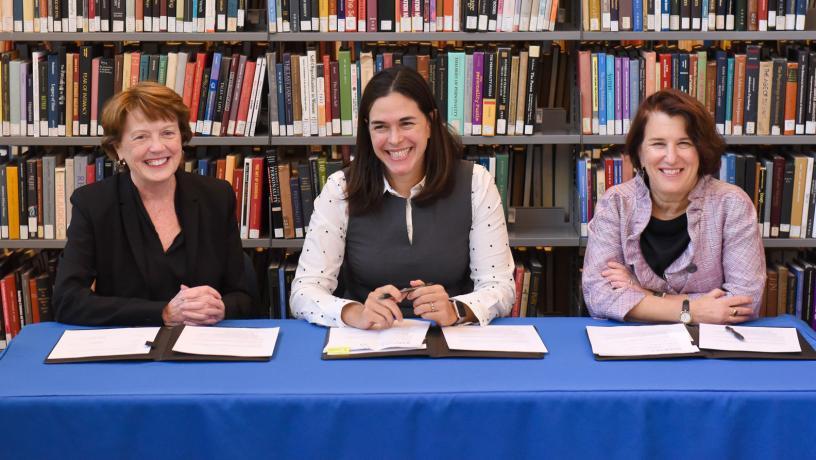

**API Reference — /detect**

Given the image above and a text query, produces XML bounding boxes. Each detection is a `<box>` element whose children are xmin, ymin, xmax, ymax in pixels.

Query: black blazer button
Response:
<box><xmin>686</xmin><ymin>263</ymin><xmax>697</xmax><ymax>273</ymax></box>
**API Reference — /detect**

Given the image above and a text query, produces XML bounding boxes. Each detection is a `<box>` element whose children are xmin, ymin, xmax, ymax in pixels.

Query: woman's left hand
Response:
<box><xmin>602</xmin><ymin>261</ymin><xmax>649</xmax><ymax>294</ymax></box>
<box><xmin>406</xmin><ymin>280</ymin><xmax>457</xmax><ymax>326</ymax></box>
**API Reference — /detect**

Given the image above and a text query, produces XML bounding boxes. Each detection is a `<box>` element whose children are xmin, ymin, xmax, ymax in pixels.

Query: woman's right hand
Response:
<box><xmin>341</xmin><ymin>285</ymin><xmax>405</xmax><ymax>330</ymax></box>
<box><xmin>163</xmin><ymin>285</ymin><xmax>226</xmax><ymax>326</ymax></box>
<box><xmin>690</xmin><ymin>288</ymin><xmax>755</xmax><ymax>324</ymax></box>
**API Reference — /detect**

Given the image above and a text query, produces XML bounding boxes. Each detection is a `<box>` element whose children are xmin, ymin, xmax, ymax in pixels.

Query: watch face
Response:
<box><xmin>680</xmin><ymin>312</ymin><xmax>692</xmax><ymax>324</ymax></box>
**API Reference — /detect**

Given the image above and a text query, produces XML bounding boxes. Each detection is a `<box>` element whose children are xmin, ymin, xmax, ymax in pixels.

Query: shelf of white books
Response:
<box><xmin>0</xmin><ymin>136</ymin><xmax>269</xmax><ymax>146</ymax></box>
<box><xmin>583</xmin><ymin>135</ymin><xmax>816</xmax><ymax>146</ymax></box>
<box><xmin>269</xmin><ymin>31</ymin><xmax>581</xmax><ymax>42</ymax></box>
<box><xmin>0</xmin><ymin>32</ymin><xmax>270</xmax><ymax>41</ymax></box>
<box><xmin>582</xmin><ymin>31</ymin><xmax>816</xmax><ymax>40</ymax></box>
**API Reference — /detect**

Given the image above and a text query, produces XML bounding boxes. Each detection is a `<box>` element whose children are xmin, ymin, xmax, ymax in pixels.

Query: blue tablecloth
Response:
<box><xmin>1</xmin><ymin>316</ymin><xmax>815</xmax><ymax>460</ymax></box>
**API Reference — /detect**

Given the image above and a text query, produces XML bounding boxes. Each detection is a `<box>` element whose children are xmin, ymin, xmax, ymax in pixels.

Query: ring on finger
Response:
<box><xmin>731</xmin><ymin>308</ymin><xmax>738</xmax><ymax>317</ymax></box>
<box><xmin>430</xmin><ymin>302</ymin><xmax>437</xmax><ymax>312</ymax></box>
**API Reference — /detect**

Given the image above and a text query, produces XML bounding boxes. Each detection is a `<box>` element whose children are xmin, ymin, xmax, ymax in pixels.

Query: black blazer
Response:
<box><xmin>53</xmin><ymin>171</ymin><xmax>253</xmax><ymax>326</ymax></box>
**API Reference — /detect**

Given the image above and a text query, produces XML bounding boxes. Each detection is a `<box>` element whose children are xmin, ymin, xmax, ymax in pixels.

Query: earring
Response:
<box><xmin>118</xmin><ymin>159</ymin><xmax>127</xmax><ymax>170</ymax></box>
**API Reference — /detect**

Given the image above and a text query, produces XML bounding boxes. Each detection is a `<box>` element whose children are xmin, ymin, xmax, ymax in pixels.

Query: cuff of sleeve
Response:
<box><xmin>451</xmin><ymin>294</ymin><xmax>493</xmax><ymax>326</ymax></box>
<box><xmin>329</xmin><ymin>297</ymin><xmax>359</xmax><ymax>327</ymax></box>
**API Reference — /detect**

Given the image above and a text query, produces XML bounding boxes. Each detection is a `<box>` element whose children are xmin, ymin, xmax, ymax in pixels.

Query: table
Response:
<box><xmin>1</xmin><ymin>316</ymin><xmax>815</xmax><ymax>460</ymax></box>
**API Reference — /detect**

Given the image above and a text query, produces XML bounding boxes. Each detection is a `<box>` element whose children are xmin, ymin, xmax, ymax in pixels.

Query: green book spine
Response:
<box><xmin>338</xmin><ymin>50</ymin><xmax>352</xmax><ymax>136</ymax></box>
<box><xmin>495</xmin><ymin>151</ymin><xmax>509</xmax><ymax>217</ymax></box>
<box><xmin>447</xmin><ymin>51</ymin><xmax>465</xmax><ymax>135</ymax></box>
<box><xmin>696</xmin><ymin>50</ymin><xmax>707</xmax><ymax>106</ymax></box>
<box><xmin>158</xmin><ymin>54</ymin><xmax>168</xmax><ymax>85</ymax></box>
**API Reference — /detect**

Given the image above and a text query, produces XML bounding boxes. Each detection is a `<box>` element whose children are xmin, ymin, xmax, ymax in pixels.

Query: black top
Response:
<box><xmin>130</xmin><ymin>177</ymin><xmax>188</xmax><ymax>301</ymax></box>
<box><xmin>53</xmin><ymin>170</ymin><xmax>253</xmax><ymax>326</ymax></box>
<box><xmin>639</xmin><ymin>213</ymin><xmax>691</xmax><ymax>278</ymax></box>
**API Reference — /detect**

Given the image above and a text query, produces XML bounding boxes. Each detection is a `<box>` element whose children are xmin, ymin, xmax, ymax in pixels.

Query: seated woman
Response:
<box><xmin>582</xmin><ymin>89</ymin><xmax>765</xmax><ymax>324</ymax></box>
<box><xmin>53</xmin><ymin>82</ymin><xmax>253</xmax><ymax>326</ymax></box>
<box><xmin>290</xmin><ymin>66</ymin><xmax>515</xmax><ymax>329</ymax></box>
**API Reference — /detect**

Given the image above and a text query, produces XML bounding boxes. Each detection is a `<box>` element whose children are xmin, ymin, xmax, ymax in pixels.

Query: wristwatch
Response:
<box><xmin>451</xmin><ymin>299</ymin><xmax>469</xmax><ymax>325</ymax></box>
<box><xmin>680</xmin><ymin>299</ymin><xmax>692</xmax><ymax>324</ymax></box>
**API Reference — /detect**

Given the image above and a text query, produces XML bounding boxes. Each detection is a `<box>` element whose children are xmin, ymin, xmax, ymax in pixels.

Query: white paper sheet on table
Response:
<box><xmin>586</xmin><ymin>324</ymin><xmax>699</xmax><ymax>357</ymax></box>
<box><xmin>698</xmin><ymin>324</ymin><xmax>801</xmax><ymax>353</ymax></box>
<box><xmin>172</xmin><ymin>326</ymin><xmax>280</xmax><ymax>357</ymax></box>
<box><xmin>48</xmin><ymin>327</ymin><xmax>160</xmax><ymax>360</ymax></box>
<box><xmin>441</xmin><ymin>325</ymin><xmax>548</xmax><ymax>353</ymax></box>
<box><xmin>323</xmin><ymin>319</ymin><xmax>430</xmax><ymax>354</ymax></box>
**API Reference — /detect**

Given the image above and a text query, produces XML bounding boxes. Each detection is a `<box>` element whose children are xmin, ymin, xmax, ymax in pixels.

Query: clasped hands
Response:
<box><xmin>602</xmin><ymin>261</ymin><xmax>755</xmax><ymax>324</ymax></box>
<box><xmin>162</xmin><ymin>284</ymin><xmax>226</xmax><ymax>326</ymax></box>
<box><xmin>342</xmin><ymin>280</ymin><xmax>457</xmax><ymax>330</ymax></box>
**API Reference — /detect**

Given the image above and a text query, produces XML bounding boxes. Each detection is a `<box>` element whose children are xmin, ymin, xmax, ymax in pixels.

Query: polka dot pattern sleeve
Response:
<box><xmin>452</xmin><ymin>164</ymin><xmax>516</xmax><ymax>325</ymax></box>
<box><xmin>289</xmin><ymin>171</ymin><xmax>357</xmax><ymax>327</ymax></box>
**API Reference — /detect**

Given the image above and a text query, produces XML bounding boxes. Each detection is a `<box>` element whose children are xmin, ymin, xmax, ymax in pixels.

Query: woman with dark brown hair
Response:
<box><xmin>53</xmin><ymin>82</ymin><xmax>253</xmax><ymax>326</ymax></box>
<box><xmin>582</xmin><ymin>89</ymin><xmax>765</xmax><ymax>325</ymax></box>
<box><xmin>290</xmin><ymin>66</ymin><xmax>515</xmax><ymax>330</ymax></box>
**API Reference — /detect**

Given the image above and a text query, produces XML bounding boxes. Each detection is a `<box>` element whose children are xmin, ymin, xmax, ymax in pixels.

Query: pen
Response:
<box><xmin>378</xmin><ymin>283</ymin><xmax>435</xmax><ymax>300</ymax></box>
<box><xmin>725</xmin><ymin>325</ymin><xmax>745</xmax><ymax>341</ymax></box>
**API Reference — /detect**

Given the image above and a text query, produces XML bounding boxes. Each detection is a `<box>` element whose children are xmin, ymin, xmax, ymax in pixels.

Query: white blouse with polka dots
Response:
<box><xmin>290</xmin><ymin>164</ymin><xmax>516</xmax><ymax>327</ymax></box>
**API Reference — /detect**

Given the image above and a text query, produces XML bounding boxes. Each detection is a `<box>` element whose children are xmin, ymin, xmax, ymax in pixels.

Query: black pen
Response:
<box><xmin>378</xmin><ymin>283</ymin><xmax>435</xmax><ymax>300</ymax></box>
<box><xmin>725</xmin><ymin>325</ymin><xmax>745</xmax><ymax>341</ymax></box>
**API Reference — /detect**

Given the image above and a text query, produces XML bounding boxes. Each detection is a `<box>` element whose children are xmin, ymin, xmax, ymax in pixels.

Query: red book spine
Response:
<box><xmin>511</xmin><ymin>263</ymin><xmax>524</xmax><ymax>317</ymax></box>
<box><xmin>234</xmin><ymin>61</ymin><xmax>256</xmax><ymax>135</ymax></box>
<box><xmin>248</xmin><ymin>158</ymin><xmax>263</xmax><ymax>238</ymax></box>
<box><xmin>232</xmin><ymin>168</ymin><xmax>244</xmax><ymax>222</ymax></box>
<box><xmin>1</xmin><ymin>275</ymin><xmax>15</xmax><ymax>339</ymax></box>
<box><xmin>604</xmin><ymin>157</ymin><xmax>614</xmax><ymax>189</ymax></box>
<box><xmin>86</xmin><ymin>163</ymin><xmax>96</xmax><ymax>184</ymax></box>
<box><xmin>188</xmin><ymin>53</ymin><xmax>208</xmax><ymax>126</ymax></box>
<box><xmin>28</xmin><ymin>277</ymin><xmax>39</xmax><ymax>324</ymax></box>
<box><xmin>182</xmin><ymin>62</ymin><xmax>196</xmax><ymax>109</ymax></box>
<box><xmin>322</xmin><ymin>54</ymin><xmax>332</xmax><ymax>125</ymax></box>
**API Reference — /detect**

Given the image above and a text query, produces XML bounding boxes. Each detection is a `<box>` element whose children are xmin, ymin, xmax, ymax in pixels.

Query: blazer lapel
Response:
<box><xmin>177</xmin><ymin>172</ymin><xmax>200</xmax><ymax>283</ymax></box>
<box><xmin>118</xmin><ymin>173</ymin><xmax>151</xmax><ymax>287</ymax></box>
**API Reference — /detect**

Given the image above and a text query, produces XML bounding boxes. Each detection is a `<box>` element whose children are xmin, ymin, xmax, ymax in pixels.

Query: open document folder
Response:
<box><xmin>586</xmin><ymin>323</ymin><xmax>816</xmax><ymax>361</ymax></box>
<box><xmin>322</xmin><ymin>320</ymin><xmax>546</xmax><ymax>359</ymax></box>
<box><xmin>46</xmin><ymin>325</ymin><xmax>280</xmax><ymax>363</ymax></box>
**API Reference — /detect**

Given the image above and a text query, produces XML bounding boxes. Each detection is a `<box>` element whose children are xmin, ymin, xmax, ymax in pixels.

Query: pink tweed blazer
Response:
<box><xmin>582</xmin><ymin>173</ymin><xmax>766</xmax><ymax>321</ymax></box>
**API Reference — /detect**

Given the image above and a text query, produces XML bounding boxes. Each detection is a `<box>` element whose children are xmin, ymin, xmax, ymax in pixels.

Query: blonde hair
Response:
<box><xmin>100</xmin><ymin>82</ymin><xmax>193</xmax><ymax>160</ymax></box>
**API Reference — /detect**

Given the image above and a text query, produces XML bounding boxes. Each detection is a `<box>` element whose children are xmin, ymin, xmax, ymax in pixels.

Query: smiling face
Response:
<box><xmin>638</xmin><ymin>111</ymin><xmax>701</xmax><ymax>203</ymax></box>
<box><xmin>116</xmin><ymin>110</ymin><xmax>183</xmax><ymax>190</ymax></box>
<box><xmin>367</xmin><ymin>92</ymin><xmax>432</xmax><ymax>193</ymax></box>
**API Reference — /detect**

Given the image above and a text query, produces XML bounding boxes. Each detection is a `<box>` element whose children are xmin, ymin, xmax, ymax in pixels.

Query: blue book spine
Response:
<box><xmin>139</xmin><ymin>54</ymin><xmax>150</xmax><ymax>81</ymax></box>
<box><xmin>725</xmin><ymin>56</ymin><xmax>734</xmax><ymax>132</ymax></box>
<box><xmin>338</xmin><ymin>0</ymin><xmax>345</xmax><ymax>23</ymax></box>
<box><xmin>598</xmin><ymin>53</ymin><xmax>607</xmax><ymax>132</ymax></box>
<box><xmin>278</xmin><ymin>263</ymin><xmax>287</xmax><ymax>319</ymax></box>
<box><xmin>606</xmin><ymin>55</ymin><xmax>615</xmax><ymax>133</ymax></box>
<box><xmin>290</xmin><ymin>176</ymin><xmax>304</xmax><ymax>237</ymax></box>
<box><xmin>203</xmin><ymin>53</ymin><xmax>222</xmax><ymax>134</ymax></box>
<box><xmin>197</xmin><ymin>159</ymin><xmax>208</xmax><ymax>176</ymax></box>
<box><xmin>275</xmin><ymin>63</ymin><xmax>286</xmax><ymax>130</ymax></box>
<box><xmin>633</xmin><ymin>0</ymin><xmax>643</xmax><ymax>30</ymax></box>
<box><xmin>662</xmin><ymin>0</ymin><xmax>670</xmax><ymax>25</ymax></box>
<box><xmin>793</xmin><ymin>266</ymin><xmax>804</xmax><ymax>319</ymax></box>
<box><xmin>726</xmin><ymin>153</ymin><xmax>736</xmax><ymax>184</ymax></box>
<box><xmin>95</xmin><ymin>156</ymin><xmax>105</xmax><ymax>182</ymax></box>
<box><xmin>614</xmin><ymin>157</ymin><xmax>622</xmax><ymax>184</ymax></box>
<box><xmin>267</xmin><ymin>0</ymin><xmax>276</xmax><ymax>31</ymax></box>
<box><xmin>796</xmin><ymin>0</ymin><xmax>807</xmax><ymax>29</ymax></box>
<box><xmin>375</xmin><ymin>54</ymin><xmax>383</xmax><ymax>73</ymax></box>
<box><xmin>577</xmin><ymin>158</ymin><xmax>587</xmax><ymax>229</ymax></box>
<box><xmin>228</xmin><ymin>0</ymin><xmax>237</xmax><ymax>23</ymax></box>
<box><xmin>47</xmin><ymin>54</ymin><xmax>58</xmax><ymax>131</ymax></box>
<box><xmin>621</xmin><ymin>57</ymin><xmax>630</xmax><ymax>129</ymax></box>
<box><xmin>701</xmin><ymin>0</ymin><xmax>709</xmax><ymax>28</ymax></box>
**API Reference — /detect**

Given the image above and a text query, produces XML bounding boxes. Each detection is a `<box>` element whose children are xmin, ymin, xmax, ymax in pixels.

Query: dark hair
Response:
<box><xmin>100</xmin><ymin>82</ymin><xmax>193</xmax><ymax>161</ymax></box>
<box><xmin>625</xmin><ymin>88</ymin><xmax>723</xmax><ymax>177</ymax></box>
<box><xmin>346</xmin><ymin>66</ymin><xmax>462</xmax><ymax>216</ymax></box>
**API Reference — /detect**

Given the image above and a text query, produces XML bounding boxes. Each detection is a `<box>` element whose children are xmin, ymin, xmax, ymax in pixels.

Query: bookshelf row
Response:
<box><xmin>1</xmin><ymin>134</ymin><xmax>813</xmax><ymax>144</ymax></box>
<box><xmin>1</xmin><ymin>30</ymin><xmax>815</xmax><ymax>40</ymax></box>
<box><xmin>579</xmin><ymin>43</ymin><xmax>816</xmax><ymax>137</ymax></box>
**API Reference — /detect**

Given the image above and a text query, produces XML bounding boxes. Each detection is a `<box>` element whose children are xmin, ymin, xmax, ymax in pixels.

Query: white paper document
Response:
<box><xmin>698</xmin><ymin>324</ymin><xmax>802</xmax><ymax>353</ymax></box>
<box><xmin>442</xmin><ymin>325</ymin><xmax>548</xmax><ymax>353</ymax></box>
<box><xmin>48</xmin><ymin>327</ymin><xmax>160</xmax><ymax>360</ymax></box>
<box><xmin>323</xmin><ymin>319</ymin><xmax>430</xmax><ymax>355</ymax></box>
<box><xmin>172</xmin><ymin>326</ymin><xmax>280</xmax><ymax>358</ymax></box>
<box><xmin>586</xmin><ymin>324</ymin><xmax>700</xmax><ymax>357</ymax></box>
